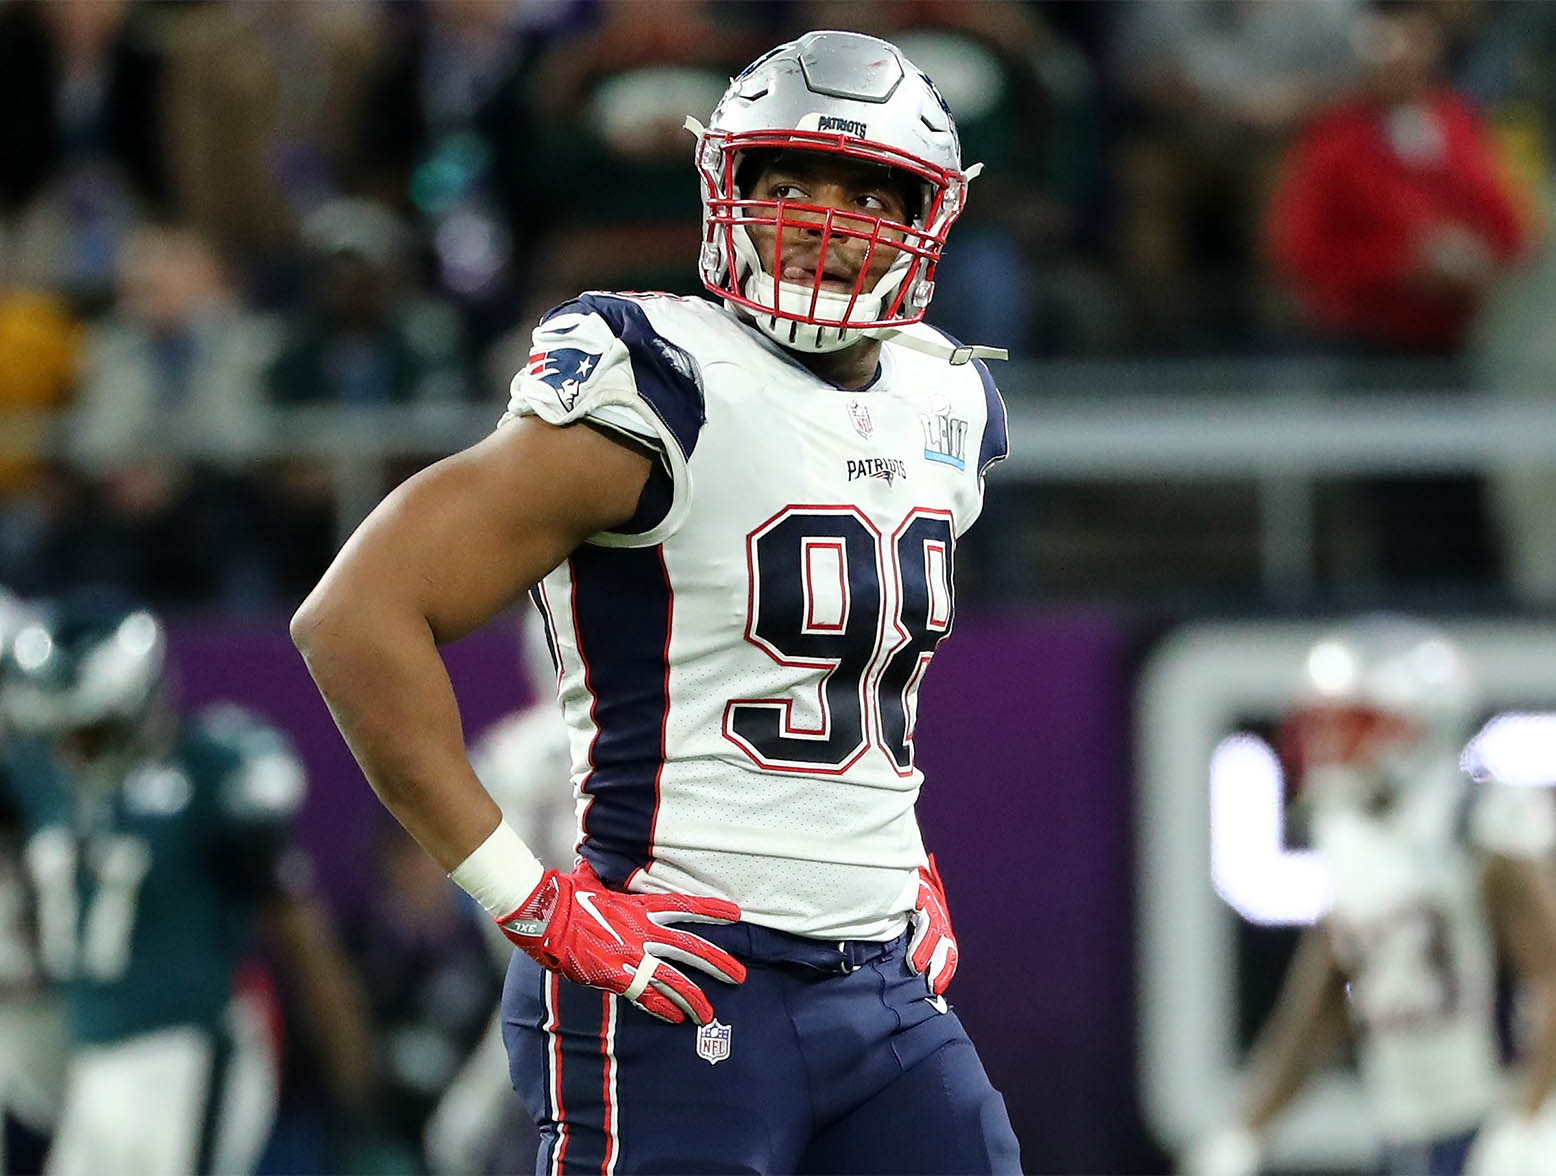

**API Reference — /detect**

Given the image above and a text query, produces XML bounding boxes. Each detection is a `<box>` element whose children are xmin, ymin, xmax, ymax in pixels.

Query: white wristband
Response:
<box><xmin>449</xmin><ymin>822</ymin><xmax>546</xmax><ymax>918</ymax></box>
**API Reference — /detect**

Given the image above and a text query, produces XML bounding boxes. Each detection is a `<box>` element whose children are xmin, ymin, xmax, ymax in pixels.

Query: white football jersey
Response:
<box><xmin>502</xmin><ymin>292</ymin><xmax>1006</xmax><ymax>940</ymax></box>
<box><xmin>1313</xmin><ymin>764</ymin><xmax>1556</xmax><ymax>1143</ymax></box>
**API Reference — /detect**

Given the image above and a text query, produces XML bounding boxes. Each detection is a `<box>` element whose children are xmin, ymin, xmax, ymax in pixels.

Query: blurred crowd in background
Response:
<box><xmin>4</xmin><ymin>0</ymin><xmax>1556</xmax><ymax>613</ymax></box>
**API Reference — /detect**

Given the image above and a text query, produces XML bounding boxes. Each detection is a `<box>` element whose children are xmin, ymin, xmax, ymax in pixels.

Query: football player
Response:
<box><xmin>1185</xmin><ymin>618</ymin><xmax>1556</xmax><ymax>1176</ymax></box>
<box><xmin>0</xmin><ymin>592</ymin><xmax>375</xmax><ymax>1176</ymax></box>
<box><xmin>294</xmin><ymin>29</ymin><xmax>1021</xmax><ymax>1174</ymax></box>
<box><xmin>0</xmin><ymin>587</ymin><xmax>68</xmax><ymax>1176</ymax></box>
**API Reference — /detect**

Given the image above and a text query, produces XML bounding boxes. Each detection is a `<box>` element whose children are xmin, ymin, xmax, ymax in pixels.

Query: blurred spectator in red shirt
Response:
<box><xmin>1113</xmin><ymin>0</ymin><xmax>1359</xmax><ymax>350</ymax></box>
<box><xmin>1266</xmin><ymin>0</ymin><xmax>1529</xmax><ymax>355</ymax></box>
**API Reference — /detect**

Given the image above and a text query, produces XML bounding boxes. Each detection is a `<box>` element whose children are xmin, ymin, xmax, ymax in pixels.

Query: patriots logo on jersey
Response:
<box><xmin>847</xmin><ymin>457</ymin><xmax>907</xmax><ymax>485</ymax></box>
<box><xmin>528</xmin><ymin>347</ymin><xmax>601</xmax><ymax>412</ymax></box>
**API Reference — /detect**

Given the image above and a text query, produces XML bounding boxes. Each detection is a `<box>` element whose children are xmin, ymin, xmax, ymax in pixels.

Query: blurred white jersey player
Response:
<box><xmin>1188</xmin><ymin>617</ymin><xmax>1556</xmax><ymax>1176</ymax></box>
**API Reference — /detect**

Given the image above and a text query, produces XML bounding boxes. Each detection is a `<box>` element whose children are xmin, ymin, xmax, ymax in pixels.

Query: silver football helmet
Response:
<box><xmin>1281</xmin><ymin>615</ymin><xmax>1477</xmax><ymax>808</ymax></box>
<box><xmin>688</xmin><ymin>30</ymin><xmax>983</xmax><ymax>356</ymax></box>
<box><xmin>0</xmin><ymin>592</ymin><xmax>173</xmax><ymax>789</ymax></box>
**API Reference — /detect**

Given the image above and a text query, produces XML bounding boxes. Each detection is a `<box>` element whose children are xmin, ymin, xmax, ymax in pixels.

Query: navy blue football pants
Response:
<box><xmin>1381</xmin><ymin>1128</ymin><xmax>1477</xmax><ymax>1176</ymax></box>
<box><xmin>501</xmin><ymin>924</ymin><xmax>1022</xmax><ymax>1175</ymax></box>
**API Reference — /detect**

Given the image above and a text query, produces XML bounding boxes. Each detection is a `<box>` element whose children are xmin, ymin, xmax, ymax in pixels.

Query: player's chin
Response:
<box><xmin>774</xmin><ymin>275</ymin><xmax>866</xmax><ymax>296</ymax></box>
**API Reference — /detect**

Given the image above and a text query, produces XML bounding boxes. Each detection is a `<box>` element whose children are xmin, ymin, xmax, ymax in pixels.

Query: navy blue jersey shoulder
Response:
<box><xmin>923</xmin><ymin>326</ymin><xmax>1009</xmax><ymax>475</ymax></box>
<box><xmin>541</xmin><ymin>294</ymin><xmax>707</xmax><ymax>459</ymax></box>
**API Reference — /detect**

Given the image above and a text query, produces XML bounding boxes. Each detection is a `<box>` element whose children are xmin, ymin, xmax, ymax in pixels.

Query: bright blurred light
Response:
<box><xmin>1306</xmin><ymin>639</ymin><xmax>1357</xmax><ymax>695</ymax></box>
<box><xmin>1412</xmin><ymin>638</ymin><xmax>1460</xmax><ymax>686</ymax></box>
<box><xmin>1462</xmin><ymin>712</ymin><xmax>1556</xmax><ymax>788</ymax></box>
<box><xmin>434</xmin><ymin>209</ymin><xmax>510</xmax><ymax>298</ymax></box>
<box><xmin>117</xmin><ymin>612</ymin><xmax>158</xmax><ymax>658</ymax></box>
<box><xmin>13</xmin><ymin>625</ymin><xmax>53</xmax><ymax>672</ymax></box>
<box><xmin>1210</xmin><ymin>733</ymin><xmax>1333</xmax><ymax>925</ymax></box>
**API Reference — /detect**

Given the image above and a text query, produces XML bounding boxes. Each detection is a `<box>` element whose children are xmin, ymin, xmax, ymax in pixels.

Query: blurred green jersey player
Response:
<box><xmin>0</xmin><ymin>591</ymin><xmax>350</xmax><ymax>1176</ymax></box>
<box><xmin>0</xmin><ymin>586</ymin><xmax>68</xmax><ymax>1176</ymax></box>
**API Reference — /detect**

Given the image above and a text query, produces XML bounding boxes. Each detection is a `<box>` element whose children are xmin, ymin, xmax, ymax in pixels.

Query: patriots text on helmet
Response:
<box><xmin>816</xmin><ymin>116</ymin><xmax>867</xmax><ymax>137</ymax></box>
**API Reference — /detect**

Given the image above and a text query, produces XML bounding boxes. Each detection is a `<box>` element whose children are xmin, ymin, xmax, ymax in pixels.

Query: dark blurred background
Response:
<box><xmin>5</xmin><ymin>1</ymin><xmax>1556</xmax><ymax>1173</ymax></box>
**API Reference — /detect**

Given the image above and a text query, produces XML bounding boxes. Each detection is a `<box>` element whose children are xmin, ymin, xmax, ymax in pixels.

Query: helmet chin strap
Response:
<box><xmin>865</xmin><ymin>326</ymin><xmax>1008</xmax><ymax>365</ymax></box>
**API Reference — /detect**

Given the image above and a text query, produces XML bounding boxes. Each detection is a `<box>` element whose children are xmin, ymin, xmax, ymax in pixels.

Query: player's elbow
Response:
<box><xmin>290</xmin><ymin>586</ymin><xmax>340</xmax><ymax>660</ymax></box>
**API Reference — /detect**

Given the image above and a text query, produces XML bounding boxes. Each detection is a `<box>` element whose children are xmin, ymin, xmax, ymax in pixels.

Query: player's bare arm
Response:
<box><xmin>291</xmin><ymin>417</ymin><xmax>651</xmax><ymax>870</ymax></box>
<box><xmin>1484</xmin><ymin>852</ymin><xmax>1556</xmax><ymax>1115</ymax></box>
<box><xmin>1183</xmin><ymin>925</ymin><xmax>1350</xmax><ymax>1176</ymax></box>
<box><xmin>294</xmin><ymin>422</ymin><xmax>745</xmax><ymax>1026</ymax></box>
<box><xmin>1239</xmin><ymin>923</ymin><xmax>1351</xmax><ymax>1132</ymax></box>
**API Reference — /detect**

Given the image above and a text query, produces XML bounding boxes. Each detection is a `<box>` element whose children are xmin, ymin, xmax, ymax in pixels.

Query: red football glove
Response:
<box><xmin>496</xmin><ymin>861</ymin><xmax>747</xmax><ymax>1024</ymax></box>
<box><xmin>906</xmin><ymin>854</ymin><xmax>958</xmax><ymax>996</ymax></box>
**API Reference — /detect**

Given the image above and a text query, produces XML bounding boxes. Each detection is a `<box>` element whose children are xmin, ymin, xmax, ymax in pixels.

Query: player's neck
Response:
<box><xmin>793</xmin><ymin>339</ymin><xmax>883</xmax><ymax>390</ymax></box>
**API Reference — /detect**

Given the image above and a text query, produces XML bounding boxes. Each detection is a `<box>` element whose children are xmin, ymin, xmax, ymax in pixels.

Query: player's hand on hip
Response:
<box><xmin>907</xmin><ymin>853</ymin><xmax>958</xmax><ymax>995</ymax></box>
<box><xmin>497</xmin><ymin>860</ymin><xmax>747</xmax><ymax>1024</ymax></box>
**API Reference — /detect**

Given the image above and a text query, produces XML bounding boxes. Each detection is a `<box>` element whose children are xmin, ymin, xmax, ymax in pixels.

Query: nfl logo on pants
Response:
<box><xmin>696</xmin><ymin>1019</ymin><xmax>732</xmax><ymax>1065</ymax></box>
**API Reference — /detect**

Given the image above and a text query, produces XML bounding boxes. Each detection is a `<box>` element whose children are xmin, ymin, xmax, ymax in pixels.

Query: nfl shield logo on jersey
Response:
<box><xmin>695</xmin><ymin>1019</ymin><xmax>732</xmax><ymax>1065</ymax></box>
<box><xmin>847</xmin><ymin>398</ymin><xmax>873</xmax><ymax>440</ymax></box>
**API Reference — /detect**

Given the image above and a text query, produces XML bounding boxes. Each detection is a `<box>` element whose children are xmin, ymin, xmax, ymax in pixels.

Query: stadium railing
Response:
<box><xmin>4</xmin><ymin>356</ymin><xmax>1548</xmax><ymax>597</ymax></box>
